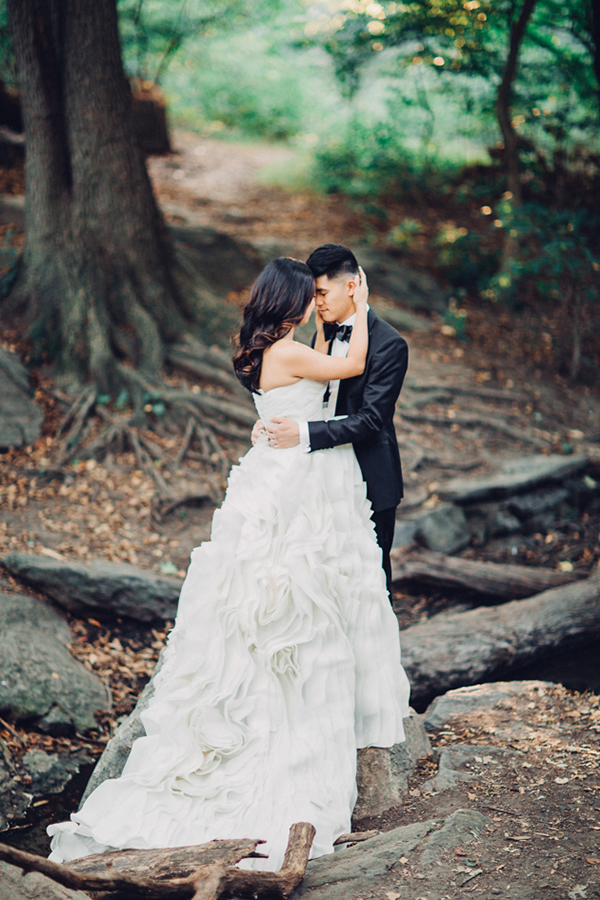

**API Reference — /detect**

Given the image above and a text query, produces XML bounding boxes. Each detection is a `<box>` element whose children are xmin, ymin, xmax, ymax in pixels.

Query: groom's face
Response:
<box><xmin>314</xmin><ymin>273</ymin><xmax>357</xmax><ymax>324</ymax></box>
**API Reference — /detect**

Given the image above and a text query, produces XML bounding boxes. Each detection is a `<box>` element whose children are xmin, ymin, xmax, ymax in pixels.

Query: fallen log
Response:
<box><xmin>399</xmin><ymin>568</ymin><xmax>600</xmax><ymax>708</ymax></box>
<box><xmin>0</xmin><ymin>822</ymin><xmax>315</xmax><ymax>900</ymax></box>
<box><xmin>391</xmin><ymin>550</ymin><xmax>583</xmax><ymax>599</ymax></box>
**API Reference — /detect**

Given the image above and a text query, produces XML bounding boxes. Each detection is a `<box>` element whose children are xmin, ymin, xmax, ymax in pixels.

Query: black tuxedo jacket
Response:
<box><xmin>308</xmin><ymin>309</ymin><xmax>408</xmax><ymax>512</ymax></box>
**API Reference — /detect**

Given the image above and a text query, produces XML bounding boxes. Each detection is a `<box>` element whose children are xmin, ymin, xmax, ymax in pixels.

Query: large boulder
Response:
<box><xmin>0</xmin><ymin>348</ymin><xmax>43</xmax><ymax>450</ymax></box>
<box><xmin>79</xmin><ymin>660</ymin><xmax>160</xmax><ymax>804</ymax></box>
<box><xmin>1</xmin><ymin>553</ymin><xmax>182</xmax><ymax>622</ymax></box>
<box><xmin>0</xmin><ymin>589</ymin><xmax>108</xmax><ymax>732</ymax></box>
<box><xmin>295</xmin><ymin>809</ymin><xmax>487</xmax><ymax>899</ymax></box>
<box><xmin>395</xmin><ymin>502</ymin><xmax>470</xmax><ymax>554</ymax></box>
<box><xmin>421</xmin><ymin>744</ymin><xmax>520</xmax><ymax>794</ymax></box>
<box><xmin>423</xmin><ymin>679</ymin><xmax>555</xmax><ymax>732</ymax></box>
<box><xmin>354</xmin><ymin>711</ymin><xmax>432</xmax><ymax>820</ymax></box>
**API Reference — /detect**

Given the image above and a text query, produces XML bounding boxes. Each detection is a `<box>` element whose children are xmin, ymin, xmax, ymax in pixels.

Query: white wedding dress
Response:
<box><xmin>48</xmin><ymin>379</ymin><xmax>410</xmax><ymax>870</ymax></box>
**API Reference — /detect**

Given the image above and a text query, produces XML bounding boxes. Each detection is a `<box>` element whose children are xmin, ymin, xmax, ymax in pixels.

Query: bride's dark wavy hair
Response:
<box><xmin>232</xmin><ymin>257</ymin><xmax>315</xmax><ymax>393</ymax></box>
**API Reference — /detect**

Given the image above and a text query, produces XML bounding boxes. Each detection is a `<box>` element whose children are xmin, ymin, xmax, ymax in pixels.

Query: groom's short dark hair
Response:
<box><xmin>306</xmin><ymin>244</ymin><xmax>358</xmax><ymax>280</ymax></box>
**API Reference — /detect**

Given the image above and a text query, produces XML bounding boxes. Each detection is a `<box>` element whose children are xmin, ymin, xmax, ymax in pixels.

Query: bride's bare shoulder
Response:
<box><xmin>265</xmin><ymin>338</ymin><xmax>309</xmax><ymax>359</ymax></box>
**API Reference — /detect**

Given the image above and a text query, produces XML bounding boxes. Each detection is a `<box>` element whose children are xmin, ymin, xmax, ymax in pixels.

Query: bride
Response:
<box><xmin>48</xmin><ymin>257</ymin><xmax>410</xmax><ymax>870</ymax></box>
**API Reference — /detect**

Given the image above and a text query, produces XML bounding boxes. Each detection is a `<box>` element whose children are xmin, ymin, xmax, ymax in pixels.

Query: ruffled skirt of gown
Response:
<box><xmin>48</xmin><ymin>379</ymin><xmax>411</xmax><ymax>870</ymax></box>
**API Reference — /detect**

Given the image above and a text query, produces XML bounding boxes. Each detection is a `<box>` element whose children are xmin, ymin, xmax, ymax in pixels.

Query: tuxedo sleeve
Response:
<box><xmin>307</xmin><ymin>333</ymin><xmax>408</xmax><ymax>450</ymax></box>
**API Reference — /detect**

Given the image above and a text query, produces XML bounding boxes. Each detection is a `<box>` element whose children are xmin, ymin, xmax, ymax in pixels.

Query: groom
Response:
<box><xmin>264</xmin><ymin>243</ymin><xmax>408</xmax><ymax>596</ymax></box>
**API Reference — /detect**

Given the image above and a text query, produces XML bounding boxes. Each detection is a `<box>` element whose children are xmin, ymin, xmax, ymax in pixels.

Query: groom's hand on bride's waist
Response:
<box><xmin>265</xmin><ymin>417</ymin><xmax>300</xmax><ymax>449</ymax></box>
<box><xmin>251</xmin><ymin>419</ymin><xmax>266</xmax><ymax>446</ymax></box>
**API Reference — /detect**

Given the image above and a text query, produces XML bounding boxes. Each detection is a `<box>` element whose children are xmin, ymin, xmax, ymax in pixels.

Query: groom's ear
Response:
<box><xmin>346</xmin><ymin>276</ymin><xmax>358</xmax><ymax>296</ymax></box>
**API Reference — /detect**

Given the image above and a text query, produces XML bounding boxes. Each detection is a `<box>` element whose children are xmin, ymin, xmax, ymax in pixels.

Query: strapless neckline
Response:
<box><xmin>254</xmin><ymin>378</ymin><xmax>326</xmax><ymax>396</ymax></box>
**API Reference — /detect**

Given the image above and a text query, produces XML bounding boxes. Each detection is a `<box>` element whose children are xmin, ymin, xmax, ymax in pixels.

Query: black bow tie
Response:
<box><xmin>323</xmin><ymin>322</ymin><xmax>353</xmax><ymax>343</ymax></box>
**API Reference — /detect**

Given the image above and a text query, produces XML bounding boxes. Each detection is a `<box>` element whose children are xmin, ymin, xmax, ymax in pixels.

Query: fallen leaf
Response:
<box><xmin>455</xmin><ymin>848</ymin><xmax>467</xmax><ymax>856</ymax></box>
<box><xmin>468</xmin><ymin>792</ymin><xmax>477</xmax><ymax>800</ymax></box>
<box><xmin>398</xmin><ymin>856</ymin><xmax>409</xmax><ymax>864</ymax></box>
<box><xmin>555</xmin><ymin>777</ymin><xmax>570</xmax><ymax>784</ymax></box>
<box><xmin>386</xmin><ymin>893</ymin><xmax>401</xmax><ymax>900</ymax></box>
<box><xmin>586</xmin><ymin>857</ymin><xmax>600</xmax><ymax>865</ymax></box>
<box><xmin>39</xmin><ymin>546</ymin><xmax>66</xmax><ymax>561</ymax></box>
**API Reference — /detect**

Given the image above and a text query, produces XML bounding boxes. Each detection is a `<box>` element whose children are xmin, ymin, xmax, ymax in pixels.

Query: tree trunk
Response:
<box><xmin>592</xmin><ymin>0</ymin><xmax>600</xmax><ymax>115</ymax></box>
<box><xmin>496</xmin><ymin>0</ymin><xmax>538</xmax><ymax>210</ymax></box>
<box><xmin>5</xmin><ymin>0</ymin><xmax>195</xmax><ymax>392</ymax></box>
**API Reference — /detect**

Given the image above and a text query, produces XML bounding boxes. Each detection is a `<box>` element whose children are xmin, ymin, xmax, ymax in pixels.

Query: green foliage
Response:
<box><xmin>311</xmin><ymin>114</ymin><xmax>469</xmax><ymax>197</ymax></box>
<box><xmin>443</xmin><ymin>297</ymin><xmax>468</xmax><ymax>340</ymax></box>
<box><xmin>434</xmin><ymin>223</ymin><xmax>500</xmax><ymax>290</ymax></box>
<box><xmin>483</xmin><ymin>204</ymin><xmax>599</xmax><ymax>303</ymax></box>
<box><xmin>387</xmin><ymin>217</ymin><xmax>423</xmax><ymax>252</ymax></box>
<box><xmin>117</xmin><ymin>0</ymin><xmax>248</xmax><ymax>83</ymax></box>
<box><xmin>312</xmin><ymin>118</ymin><xmax>415</xmax><ymax>195</ymax></box>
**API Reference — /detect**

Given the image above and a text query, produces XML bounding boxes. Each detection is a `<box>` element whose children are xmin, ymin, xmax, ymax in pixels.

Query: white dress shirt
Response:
<box><xmin>298</xmin><ymin>308</ymin><xmax>366</xmax><ymax>452</ymax></box>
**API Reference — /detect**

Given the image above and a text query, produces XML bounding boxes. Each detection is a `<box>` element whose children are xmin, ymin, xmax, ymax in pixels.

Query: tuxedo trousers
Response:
<box><xmin>370</xmin><ymin>506</ymin><xmax>396</xmax><ymax>601</ymax></box>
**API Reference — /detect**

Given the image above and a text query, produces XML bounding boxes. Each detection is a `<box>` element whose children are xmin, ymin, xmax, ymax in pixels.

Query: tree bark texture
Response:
<box><xmin>5</xmin><ymin>0</ymin><xmax>193</xmax><ymax>391</ymax></box>
<box><xmin>496</xmin><ymin>0</ymin><xmax>538</xmax><ymax>209</ymax></box>
<box><xmin>400</xmin><ymin>568</ymin><xmax>600</xmax><ymax>708</ymax></box>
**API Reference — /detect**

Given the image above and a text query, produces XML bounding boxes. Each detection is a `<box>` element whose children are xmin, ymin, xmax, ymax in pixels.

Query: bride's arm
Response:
<box><xmin>279</xmin><ymin>268</ymin><xmax>369</xmax><ymax>380</ymax></box>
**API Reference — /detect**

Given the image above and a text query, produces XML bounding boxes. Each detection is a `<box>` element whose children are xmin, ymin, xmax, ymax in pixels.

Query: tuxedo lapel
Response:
<box><xmin>335</xmin><ymin>308</ymin><xmax>377</xmax><ymax>416</ymax></box>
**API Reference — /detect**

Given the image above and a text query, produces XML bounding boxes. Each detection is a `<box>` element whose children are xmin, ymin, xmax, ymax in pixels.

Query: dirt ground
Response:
<box><xmin>1</xmin><ymin>132</ymin><xmax>600</xmax><ymax>889</ymax></box>
<box><xmin>344</xmin><ymin>682</ymin><xmax>600</xmax><ymax>900</ymax></box>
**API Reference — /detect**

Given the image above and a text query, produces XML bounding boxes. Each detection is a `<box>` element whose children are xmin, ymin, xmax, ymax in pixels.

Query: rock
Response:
<box><xmin>0</xmin><ymin>348</ymin><xmax>43</xmax><ymax>450</ymax></box>
<box><xmin>0</xmin><ymin>862</ymin><xmax>91</xmax><ymax>900</ymax></box>
<box><xmin>506</xmin><ymin>485</ymin><xmax>570</xmax><ymax>519</ymax></box>
<box><xmin>421</xmin><ymin>744</ymin><xmax>520</xmax><ymax>793</ymax></box>
<box><xmin>20</xmin><ymin>749</ymin><xmax>91</xmax><ymax>796</ymax></box>
<box><xmin>354</xmin><ymin>710</ymin><xmax>432</xmax><ymax>820</ymax></box>
<box><xmin>295</xmin><ymin>809</ymin><xmax>487</xmax><ymax>899</ymax></box>
<box><xmin>1</xmin><ymin>553</ymin><xmax>182</xmax><ymax>622</ymax></box>
<box><xmin>353</xmin><ymin>246</ymin><xmax>449</xmax><ymax>313</ymax></box>
<box><xmin>423</xmin><ymin>680</ymin><xmax>555</xmax><ymax>731</ymax></box>
<box><xmin>38</xmin><ymin>705</ymin><xmax>76</xmax><ymax>737</ymax></box>
<box><xmin>464</xmin><ymin>501</ymin><xmax>522</xmax><ymax>542</ymax></box>
<box><xmin>0</xmin><ymin>745</ymin><xmax>29</xmax><ymax>832</ymax></box>
<box><xmin>439</xmin><ymin>453</ymin><xmax>590</xmax><ymax>503</ymax></box>
<box><xmin>0</xmin><ymin>589</ymin><xmax>108</xmax><ymax>732</ymax></box>
<box><xmin>79</xmin><ymin>654</ymin><xmax>162</xmax><ymax>804</ymax></box>
<box><xmin>398</xmin><ymin>502</ymin><xmax>470</xmax><ymax>554</ymax></box>
<box><xmin>392</xmin><ymin>519</ymin><xmax>418</xmax><ymax>549</ymax></box>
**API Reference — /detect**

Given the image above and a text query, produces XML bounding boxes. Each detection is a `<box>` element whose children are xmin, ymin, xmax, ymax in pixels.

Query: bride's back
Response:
<box><xmin>253</xmin><ymin>378</ymin><xmax>325</xmax><ymax>425</ymax></box>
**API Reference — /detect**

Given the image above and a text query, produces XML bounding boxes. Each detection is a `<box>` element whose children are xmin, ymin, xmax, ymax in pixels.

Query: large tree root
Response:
<box><xmin>391</xmin><ymin>548</ymin><xmax>584</xmax><ymax>598</ymax></box>
<box><xmin>0</xmin><ymin>822</ymin><xmax>315</xmax><ymax>899</ymax></box>
<box><xmin>39</xmin><ymin>343</ymin><xmax>259</xmax><ymax>513</ymax></box>
<box><xmin>399</xmin><ymin>409</ymin><xmax>551</xmax><ymax>448</ymax></box>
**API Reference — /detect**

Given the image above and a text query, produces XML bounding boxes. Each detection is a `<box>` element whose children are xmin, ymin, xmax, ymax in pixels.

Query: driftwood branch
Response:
<box><xmin>400</xmin><ymin>568</ymin><xmax>600</xmax><ymax>706</ymax></box>
<box><xmin>391</xmin><ymin>550</ymin><xmax>583</xmax><ymax>599</ymax></box>
<box><xmin>0</xmin><ymin>822</ymin><xmax>315</xmax><ymax>900</ymax></box>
